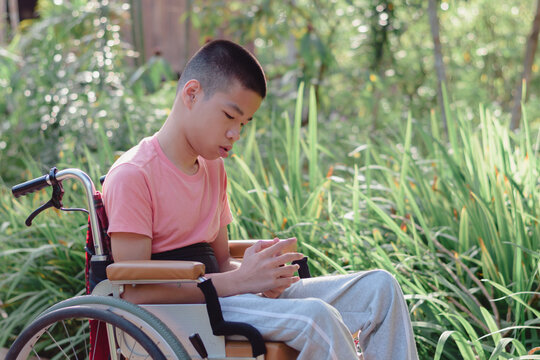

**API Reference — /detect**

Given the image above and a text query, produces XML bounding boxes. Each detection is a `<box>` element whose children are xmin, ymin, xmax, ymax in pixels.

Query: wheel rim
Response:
<box><xmin>6</xmin><ymin>306</ymin><xmax>166</xmax><ymax>360</ymax></box>
<box><xmin>38</xmin><ymin>295</ymin><xmax>190</xmax><ymax>359</ymax></box>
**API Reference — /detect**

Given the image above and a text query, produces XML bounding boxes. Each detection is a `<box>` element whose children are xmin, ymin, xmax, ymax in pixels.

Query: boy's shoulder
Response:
<box><xmin>106</xmin><ymin>136</ymin><xmax>227</xmax><ymax>186</ymax></box>
<box><xmin>109</xmin><ymin>136</ymin><xmax>158</xmax><ymax>173</ymax></box>
<box><xmin>103</xmin><ymin>137</ymin><xmax>159</xmax><ymax>192</ymax></box>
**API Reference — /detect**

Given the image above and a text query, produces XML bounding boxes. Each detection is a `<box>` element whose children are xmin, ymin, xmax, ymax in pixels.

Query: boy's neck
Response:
<box><xmin>156</xmin><ymin>112</ymin><xmax>200</xmax><ymax>175</ymax></box>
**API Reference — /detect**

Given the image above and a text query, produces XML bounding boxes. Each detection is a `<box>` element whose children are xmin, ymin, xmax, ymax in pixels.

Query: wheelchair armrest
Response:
<box><xmin>106</xmin><ymin>260</ymin><xmax>206</xmax><ymax>283</ymax></box>
<box><xmin>228</xmin><ymin>239</ymin><xmax>298</xmax><ymax>259</ymax></box>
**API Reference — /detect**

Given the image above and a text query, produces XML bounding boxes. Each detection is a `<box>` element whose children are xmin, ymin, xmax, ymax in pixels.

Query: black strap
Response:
<box><xmin>197</xmin><ymin>279</ymin><xmax>266</xmax><ymax>357</ymax></box>
<box><xmin>152</xmin><ymin>243</ymin><xmax>220</xmax><ymax>274</ymax></box>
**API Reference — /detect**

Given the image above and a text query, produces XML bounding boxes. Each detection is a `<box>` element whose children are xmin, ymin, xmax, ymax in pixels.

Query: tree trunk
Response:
<box><xmin>428</xmin><ymin>0</ymin><xmax>448</xmax><ymax>135</ymax></box>
<box><xmin>0</xmin><ymin>0</ymin><xmax>6</xmax><ymax>44</ymax></box>
<box><xmin>510</xmin><ymin>0</ymin><xmax>540</xmax><ymax>130</ymax></box>
<box><xmin>129</xmin><ymin>0</ymin><xmax>145</xmax><ymax>66</ymax></box>
<box><xmin>7</xmin><ymin>0</ymin><xmax>17</xmax><ymax>34</ymax></box>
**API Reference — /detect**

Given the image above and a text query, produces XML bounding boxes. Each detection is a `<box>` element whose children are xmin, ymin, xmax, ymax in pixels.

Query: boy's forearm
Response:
<box><xmin>120</xmin><ymin>266</ymin><xmax>250</xmax><ymax>304</ymax></box>
<box><xmin>207</xmin><ymin>269</ymin><xmax>250</xmax><ymax>296</ymax></box>
<box><xmin>121</xmin><ymin>239</ymin><xmax>303</xmax><ymax>304</ymax></box>
<box><xmin>218</xmin><ymin>256</ymin><xmax>241</xmax><ymax>272</ymax></box>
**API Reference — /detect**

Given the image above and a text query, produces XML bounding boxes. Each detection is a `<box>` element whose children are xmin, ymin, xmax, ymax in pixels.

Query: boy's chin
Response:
<box><xmin>200</xmin><ymin>153</ymin><xmax>222</xmax><ymax>161</ymax></box>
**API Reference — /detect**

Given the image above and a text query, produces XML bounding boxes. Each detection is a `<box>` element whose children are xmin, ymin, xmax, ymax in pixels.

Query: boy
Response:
<box><xmin>103</xmin><ymin>39</ymin><xmax>418</xmax><ymax>359</ymax></box>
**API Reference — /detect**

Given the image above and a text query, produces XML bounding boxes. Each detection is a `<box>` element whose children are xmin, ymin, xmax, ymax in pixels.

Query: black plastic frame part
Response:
<box><xmin>198</xmin><ymin>278</ymin><xmax>267</xmax><ymax>358</ymax></box>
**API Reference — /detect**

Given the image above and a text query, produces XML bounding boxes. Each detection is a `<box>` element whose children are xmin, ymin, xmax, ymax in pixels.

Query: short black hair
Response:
<box><xmin>178</xmin><ymin>40</ymin><xmax>266</xmax><ymax>99</ymax></box>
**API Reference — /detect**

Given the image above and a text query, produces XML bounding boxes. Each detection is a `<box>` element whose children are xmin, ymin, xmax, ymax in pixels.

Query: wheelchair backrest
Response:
<box><xmin>85</xmin><ymin>190</ymin><xmax>113</xmax><ymax>294</ymax></box>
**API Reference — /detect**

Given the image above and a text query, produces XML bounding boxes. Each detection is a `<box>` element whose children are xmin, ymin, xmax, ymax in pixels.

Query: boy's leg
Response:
<box><xmin>219</xmin><ymin>294</ymin><xmax>358</xmax><ymax>360</ymax></box>
<box><xmin>280</xmin><ymin>270</ymin><xmax>418</xmax><ymax>360</ymax></box>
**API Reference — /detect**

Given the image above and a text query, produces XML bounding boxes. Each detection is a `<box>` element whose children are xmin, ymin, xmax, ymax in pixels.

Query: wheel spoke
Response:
<box><xmin>31</xmin><ymin>347</ymin><xmax>41</xmax><ymax>359</ymax></box>
<box><xmin>126</xmin><ymin>328</ymin><xmax>136</xmax><ymax>359</ymax></box>
<box><xmin>92</xmin><ymin>321</ymin><xmax>100</xmax><ymax>360</ymax></box>
<box><xmin>60</xmin><ymin>319</ymin><xmax>79</xmax><ymax>360</ymax></box>
<box><xmin>45</xmin><ymin>328</ymin><xmax>71</xmax><ymax>359</ymax></box>
<box><xmin>80</xmin><ymin>319</ymin><xmax>88</xmax><ymax>357</ymax></box>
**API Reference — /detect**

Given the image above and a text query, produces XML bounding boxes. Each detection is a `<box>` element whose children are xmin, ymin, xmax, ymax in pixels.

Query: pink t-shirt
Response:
<box><xmin>102</xmin><ymin>135</ymin><xmax>233</xmax><ymax>254</ymax></box>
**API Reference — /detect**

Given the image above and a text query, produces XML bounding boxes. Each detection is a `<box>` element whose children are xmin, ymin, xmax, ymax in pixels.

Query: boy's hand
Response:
<box><xmin>254</xmin><ymin>238</ymin><xmax>296</xmax><ymax>252</ymax></box>
<box><xmin>262</xmin><ymin>283</ymin><xmax>289</xmax><ymax>298</ymax></box>
<box><xmin>234</xmin><ymin>237</ymin><xmax>303</xmax><ymax>295</ymax></box>
<box><xmin>259</xmin><ymin>237</ymin><xmax>299</xmax><ymax>298</ymax></box>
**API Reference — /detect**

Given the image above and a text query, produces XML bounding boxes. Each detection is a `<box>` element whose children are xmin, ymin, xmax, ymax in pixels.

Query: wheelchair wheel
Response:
<box><xmin>6</xmin><ymin>306</ymin><xmax>166</xmax><ymax>360</ymax></box>
<box><xmin>40</xmin><ymin>295</ymin><xmax>190</xmax><ymax>359</ymax></box>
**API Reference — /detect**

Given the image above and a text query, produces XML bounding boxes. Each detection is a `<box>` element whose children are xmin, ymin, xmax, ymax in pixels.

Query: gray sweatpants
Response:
<box><xmin>220</xmin><ymin>270</ymin><xmax>419</xmax><ymax>360</ymax></box>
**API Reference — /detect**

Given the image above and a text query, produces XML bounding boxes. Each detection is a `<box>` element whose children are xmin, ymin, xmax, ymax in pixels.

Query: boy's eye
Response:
<box><xmin>223</xmin><ymin>111</ymin><xmax>234</xmax><ymax>119</ymax></box>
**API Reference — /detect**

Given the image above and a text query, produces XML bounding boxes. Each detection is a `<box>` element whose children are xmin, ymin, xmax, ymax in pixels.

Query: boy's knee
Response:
<box><xmin>369</xmin><ymin>269</ymin><xmax>396</xmax><ymax>283</ymax></box>
<box><xmin>365</xmin><ymin>269</ymin><xmax>401</xmax><ymax>299</ymax></box>
<box><xmin>302</xmin><ymin>298</ymin><xmax>342</xmax><ymax>321</ymax></box>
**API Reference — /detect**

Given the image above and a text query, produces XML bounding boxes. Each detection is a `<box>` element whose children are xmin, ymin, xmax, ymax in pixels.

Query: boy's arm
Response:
<box><xmin>210</xmin><ymin>226</ymin><xmax>240</xmax><ymax>272</ymax></box>
<box><xmin>110</xmin><ymin>232</ymin><xmax>303</xmax><ymax>304</ymax></box>
<box><xmin>111</xmin><ymin>232</ymin><xmax>207</xmax><ymax>304</ymax></box>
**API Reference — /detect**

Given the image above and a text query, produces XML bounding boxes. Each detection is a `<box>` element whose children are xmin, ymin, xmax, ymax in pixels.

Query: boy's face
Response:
<box><xmin>186</xmin><ymin>80</ymin><xmax>262</xmax><ymax>160</ymax></box>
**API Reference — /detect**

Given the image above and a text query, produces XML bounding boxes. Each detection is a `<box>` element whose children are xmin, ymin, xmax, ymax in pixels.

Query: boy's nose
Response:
<box><xmin>226</xmin><ymin>129</ymin><xmax>240</xmax><ymax>142</ymax></box>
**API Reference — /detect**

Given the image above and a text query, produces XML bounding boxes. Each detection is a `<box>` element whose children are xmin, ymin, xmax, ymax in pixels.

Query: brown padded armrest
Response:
<box><xmin>106</xmin><ymin>260</ymin><xmax>205</xmax><ymax>282</ymax></box>
<box><xmin>229</xmin><ymin>239</ymin><xmax>298</xmax><ymax>259</ymax></box>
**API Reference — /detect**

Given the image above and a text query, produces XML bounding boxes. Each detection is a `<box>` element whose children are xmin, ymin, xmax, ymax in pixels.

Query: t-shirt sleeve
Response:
<box><xmin>220</xmin><ymin>164</ymin><xmax>234</xmax><ymax>227</ymax></box>
<box><xmin>102</xmin><ymin>164</ymin><xmax>153</xmax><ymax>238</ymax></box>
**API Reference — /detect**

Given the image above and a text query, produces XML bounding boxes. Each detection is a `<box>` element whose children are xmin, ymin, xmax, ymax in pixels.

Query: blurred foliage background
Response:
<box><xmin>0</xmin><ymin>0</ymin><xmax>539</xmax><ymax>359</ymax></box>
<box><xmin>1</xmin><ymin>0</ymin><xmax>540</xmax><ymax>181</ymax></box>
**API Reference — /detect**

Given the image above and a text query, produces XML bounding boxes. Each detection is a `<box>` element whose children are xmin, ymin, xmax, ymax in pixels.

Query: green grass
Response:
<box><xmin>1</xmin><ymin>2</ymin><xmax>538</xmax><ymax>358</ymax></box>
<box><xmin>1</xmin><ymin>88</ymin><xmax>538</xmax><ymax>358</ymax></box>
<box><xmin>1</xmin><ymin>74</ymin><xmax>539</xmax><ymax>359</ymax></box>
<box><xmin>224</xmin><ymin>88</ymin><xmax>539</xmax><ymax>358</ymax></box>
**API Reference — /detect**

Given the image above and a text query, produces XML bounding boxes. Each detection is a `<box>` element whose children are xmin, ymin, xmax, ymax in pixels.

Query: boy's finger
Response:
<box><xmin>275</xmin><ymin>276</ymin><xmax>300</xmax><ymax>288</ymax></box>
<box><xmin>244</xmin><ymin>240</ymin><xmax>263</xmax><ymax>256</ymax></box>
<box><xmin>257</xmin><ymin>238</ymin><xmax>279</xmax><ymax>251</ymax></box>
<box><xmin>272</xmin><ymin>253</ymin><xmax>304</xmax><ymax>267</ymax></box>
<box><xmin>260</xmin><ymin>238</ymin><xmax>297</xmax><ymax>257</ymax></box>
<box><xmin>275</xmin><ymin>264</ymin><xmax>300</xmax><ymax>278</ymax></box>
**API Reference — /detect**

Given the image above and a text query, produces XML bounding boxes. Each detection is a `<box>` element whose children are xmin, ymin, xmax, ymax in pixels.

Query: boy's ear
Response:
<box><xmin>181</xmin><ymin>79</ymin><xmax>203</xmax><ymax>109</ymax></box>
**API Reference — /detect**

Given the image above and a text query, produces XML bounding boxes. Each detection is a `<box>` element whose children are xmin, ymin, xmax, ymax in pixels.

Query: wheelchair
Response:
<box><xmin>7</xmin><ymin>167</ymin><xmax>311</xmax><ymax>360</ymax></box>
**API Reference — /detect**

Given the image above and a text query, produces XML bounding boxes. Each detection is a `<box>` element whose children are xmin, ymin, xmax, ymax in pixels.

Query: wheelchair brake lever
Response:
<box><xmin>25</xmin><ymin>170</ymin><xmax>65</xmax><ymax>227</ymax></box>
<box><xmin>25</xmin><ymin>200</ymin><xmax>55</xmax><ymax>226</ymax></box>
<box><xmin>189</xmin><ymin>333</ymin><xmax>208</xmax><ymax>359</ymax></box>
